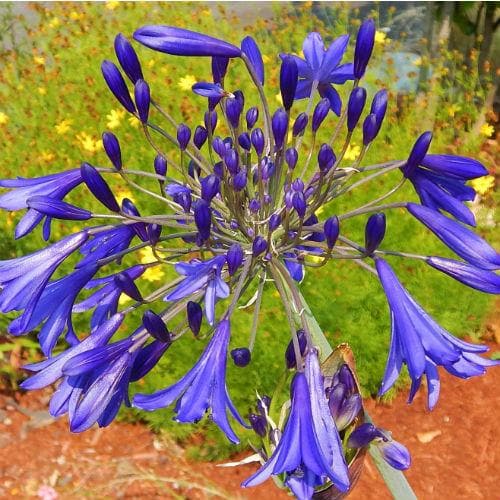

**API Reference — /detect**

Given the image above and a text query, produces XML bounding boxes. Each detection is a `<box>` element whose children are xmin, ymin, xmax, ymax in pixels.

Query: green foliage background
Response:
<box><xmin>0</xmin><ymin>2</ymin><xmax>497</xmax><ymax>459</ymax></box>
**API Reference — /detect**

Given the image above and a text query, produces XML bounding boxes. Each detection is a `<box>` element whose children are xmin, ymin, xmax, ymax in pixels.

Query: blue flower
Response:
<box><xmin>133</xmin><ymin>319</ymin><xmax>246</xmax><ymax>443</ymax></box>
<box><xmin>9</xmin><ymin>264</ymin><xmax>98</xmax><ymax>356</ymax></box>
<box><xmin>73</xmin><ymin>265</ymin><xmax>146</xmax><ymax>330</ymax></box>
<box><xmin>376</xmin><ymin>258</ymin><xmax>499</xmax><ymax>409</ymax></box>
<box><xmin>405</xmin><ymin>155</ymin><xmax>487</xmax><ymax>226</ymax></box>
<box><xmin>242</xmin><ymin>366</ymin><xmax>350</xmax><ymax>493</ymax></box>
<box><xmin>0</xmin><ymin>169</ymin><xmax>83</xmax><ymax>239</ymax></box>
<box><xmin>281</xmin><ymin>33</ymin><xmax>353</xmax><ymax>115</ymax></box>
<box><xmin>407</xmin><ymin>203</ymin><xmax>500</xmax><ymax>270</ymax></box>
<box><xmin>166</xmin><ymin>255</ymin><xmax>229</xmax><ymax>325</ymax></box>
<box><xmin>0</xmin><ymin>232</ymin><xmax>88</xmax><ymax>332</ymax></box>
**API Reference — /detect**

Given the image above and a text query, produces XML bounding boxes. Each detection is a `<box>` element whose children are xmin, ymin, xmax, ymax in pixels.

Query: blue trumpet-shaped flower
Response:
<box><xmin>281</xmin><ymin>33</ymin><xmax>353</xmax><ymax>115</ymax></box>
<box><xmin>9</xmin><ymin>264</ymin><xmax>98</xmax><ymax>355</ymax></box>
<box><xmin>407</xmin><ymin>203</ymin><xmax>500</xmax><ymax>270</ymax></box>
<box><xmin>242</xmin><ymin>366</ymin><xmax>350</xmax><ymax>493</ymax></box>
<box><xmin>166</xmin><ymin>255</ymin><xmax>229</xmax><ymax>325</ymax></box>
<box><xmin>0</xmin><ymin>232</ymin><xmax>88</xmax><ymax>332</ymax></box>
<box><xmin>134</xmin><ymin>319</ymin><xmax>246</xmax><ymax>443</ymax></box>
<box><xmin>405</xmin><ymin>154</ymin><xmax>488</xmax><ymax>226</ymax></box>
<box><xmin>0</xmin><ymin>169</ymin><xmax>83</xmax><ymax>239</ymax></box>
<box><xmin>376</xmin><ymin>258</ymin><xmax>499</xmax><ymax>409</ymax></box>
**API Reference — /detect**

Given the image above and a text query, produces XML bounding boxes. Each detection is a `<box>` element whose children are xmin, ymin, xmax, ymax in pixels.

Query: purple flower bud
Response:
<box><xmin>269</xmin><ymin>213</ymin><xmax>282</xmax><ymax>231</ymax></box>
<box><xmin>365</xmin><ymin>212</ymin><xmax>386</xmax><ymax>254</ymax></box>
<box><xmin>312</xmin><ymin>98</ymin><xmax>330</xmax><ymax>133</ymax></box>
<box><xmin>177</xmin><ymin>124</ymin><xmax>191</xmax><ymax>151</ymax></box>
<box><xmin>285</xmin><ymin>148</ymin><xmax>298</xmax><ymax>170</ymax></box>
<box><xmin>263</xmin><ymin>194</ymin><xmax>272</xmax><ymax>205</ymax></box>
<box><xmin>292</xmin><ymin>178</ymin><xmax>304</xmax><ymax>192</ymax></box>
<box><xmin>318</xmin><ymin>143</ymin><xmax>336</xmax><ymax>172</ymax></box>
<box><xmin>212</xmin><ymin>137</ymin><xmax>226</xmax><ymax>158</ymax></box>
<box><xmin>292</xmin><ymin>191</ymin><xmax>307</xmax><ymax>218</ymax></box>
<box><xmin>246</xmin><ymin>107</ymin><xmax>259</xmax><ymax>129</ymax></box>
<box><xmin>187</xmin><ymin>301</ymin><xmax>203</xmax><ymax>335</ymax></box>
<box><xmin>347</xmin><ymin>86</ymin><xmax>367</xmax><ymax>132</ymax></box>
<box><xmin>101</xmin><ymin>60</ymin><xmax>136</xmax><ymax>113</ymax></box>
<box><xmin>212</xmin><ymin>56</ymin><xmax>229</xmax><ymax>84</ymax></box>
<box><xmin>251</xmin><ymin>128</ymin><xmax>265</xmax><ymax>156</ymax></box>
<box><xmin>223</xmin><ymin>136</ymin><xmax>234</xmax><ymax>149</ymax></box>
<box><xmin>230</xmin><ymin>220</ymin><xmax>239</xmax><ymax>230</ymax></box>
<box><xmin>204</xmin><ymin>110</ymin><xmax>217</xmax><ymax>133</ymax></box>
<box><xmin>249</xmin><ymin>413</ymin><xmax>267</xmax><ymax>437</ymax></box>
<box><xmin>201</xmin><ymin>174</ymin><xmax>220</xmax><ymax>203</ymax></box>
<box><xmin>362</xmin><ymin>113</ymin><xmax>378</xmax><ymax>145</ymax></box>
<box><xmin>133</xmin><ymin>25</ymin><xmax>241</xmax><ymax>58</ymax></box>
<box><xmin>261</xmin><ymin>159</ymin><xmax>275</xmax><ymax>181</ymax></box>
<box><xmin>224</xmin><ymin>148</ymin><xmax>239</xmax><ymax>174</ymax></box>
<box><xmin>378</xmin><ymin>439</ymin><xmax>411</xmax><ymax>470</ymax></box>
<box><xmin>102</xmin><ymin>132</ymin><xmax>122</xmax><ymax>170</ymax></box>
<box><xmin>238</xmin><ymin>132</ymin><xmax>251</xmax><ymax>151</ymax></box>
<box><xmin>231</xmin><ymin>347</ymin><xmax>251</xmax><ymax>367</ymax></box>
<box><xmin>324</xmin><ymin>216</ymin><xmax>340</xmax><ymax>248</ymax></box>
<box><xmin>114</xmin><ymin>33</ymin><xmax>143</xmax><ymax>83</ymax></box>
<box><xmin>280</xmin><ymin>55</ymin><xmax>298</xmax><ymax>110</ymax></box>
<box><xmin>403</xmin><ymin>131</ymin><xmax>433</xmax><ymax>178</ymax></box>
<box><xmin>114</xmin><ymin>272</ymin><xmax>143</xmax><ymax>302</ymax></box>
<box><xmin>192</xmin><ymin>81</ymin><xmax>227</xmax><ymax>99</ymax></box>
<box><xmin>272</xmin><ymin>108</ymin><xmax>288</xmax><ymax>149</ymax></box>
<box><xmin>176</xmin><ymin>191</ymin><xmax>192</xmax><ymax>213</ymax></box>
<box><xmin>122</xmin><ymin>198</ymin><xmax>148</xmax><ymax>241</ymax></box>
<box><xmin>213</xmin><ymin>161</ymin><xmax>224</xmax><ymax>179</ymax></box>
<box><xmin>232</xmin><ymin>169</ymin><xmax>247</xmax><ymax>191</ymax></box>
<box><xmin>252</xmin><ymin>236</ymin><xmax>268</xmax><ymax>256</ymax></box>
<box><xmin>226</xmin><ymin>244</ymin><xmax>244</xmax><ymax>276</ymax></box>
<box><xmin>338</xmin><ymin>363</ymin><xmax>356</xmax><ymax>394</ymax></box>
<box><xmin>142</xmin><ymin>310</ymin><xmax>171</xmax><ymax>344</ymax></box>
<box><xmin>226</xmin><ymin>96</ymin><xmax>243</xmax><ymax>129</ymax></box>
<box><xmin>354</xmin><ymin>19</ymin><xmax>376</xmax><ymax>79</ymax></box>
<box><xmin>293</xmin><ymin>112</ymin><xmax>308</xmax><ymax>136</ymax></box>
<box><xmin>249</xmin><ymin>198</ymin><xmax>261</xmax><ymax>213</ymax></box>
<box><xmin>134</xmin><ymin>79</ymin><xmax>150</xmax><ymax>123</ymax></box>
<box><xmin>241</xmin><ymin>36</ymin><xmax>264</xmax><ymax>85</ymax></box>
<box><xmin>348</xmin><ymin>423</ymin><xmax>386</xmax><ymax>448</ymax></box>
<box><xmin>285</xmin><ymin>329</ymin><xmax>307</xmax><ymax>369</ymax></box>
<box><xmin>147</xmin><ymin>223</ymin><xmax>162</xmax><ymax>245</ymax></box>
<box><xmin>154</xmin><ymin>154</ymin><xmax>167</xmax><ymax>177</ymax></box>
<box><xmin>194</xmin><ymin>199</ymin><xmax>211</xmax><ymax>241</ymax></box>
<box><xmin>26</xmin><ymin>196</ymin><xmax>91</xmax><ymax>221</ymax></box>
<box><xmin>187</xmin><ymin>160</ymin><xmax>201</xmax><ymax>179</ymax></box>
<box><xmin>335</xmin><ymin>394</ymin><xmax>362</xmax><ymax>431</ymax></box>
<box><xmin>328</xmin><ymin>382</ymin><xmax>347</xmax><ymax>419</ymax></box>
<box><xmin>371</xmin><ymin>89</ymin><xmax>388</xmax><ymax>135</ymax></box>
<box><xmin>81</xmin><ymin>163</ymin><xmax>120</xmax><ymax>212</ymax></box>
<box><xmin>193</xmin><ymin>125</ymin><xmax>208</xmax><ymax>149</ymax></box>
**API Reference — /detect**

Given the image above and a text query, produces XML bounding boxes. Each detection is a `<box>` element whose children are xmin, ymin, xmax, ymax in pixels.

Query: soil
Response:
<box><xmin>0</xmin><ymin>335</ymin><xmax>498</xmax><ymax>499</ymax></box>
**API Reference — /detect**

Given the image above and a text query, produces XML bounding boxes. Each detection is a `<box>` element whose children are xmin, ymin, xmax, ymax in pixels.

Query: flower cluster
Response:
<box><xmin>1</xmin><ymin>18</ymin><xmax>498</xmax><ymax>500</ymax></box>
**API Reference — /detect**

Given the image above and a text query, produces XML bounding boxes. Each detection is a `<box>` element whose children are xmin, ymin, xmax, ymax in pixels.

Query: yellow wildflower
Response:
<box><xmin>38</xmin><ymin>86</ymin><xmax>47</xmax><ymax>95</ymax></box>
<box><xmin>139</xmin><ymin>247</ymin><xmax>165</xmax><ymax>282</ymax></box>
<box><xmin>118</xmin><ymin>294</ymin><xmax>131</xmax><ymax>306</ymax></box>
<box><xmin>105</xmin><ymin>1</ymin><xmax>120</xmax><ymax>10</ymax></box>
<box><xmin>33</xmin><ymin>55</ymin><xmax>46</xmax><ymax>66</ymax></box>
<box><xmin>77</xmin><ymin>132</ymin><xmax>102</xmax><ymax>153</ymax></box>
<box><xmin>262</xmin><ymin>54</ymin><xmax>271</xmax><ymax>64</ymax></box>
<box><xmin>106</xmin><ymin>108</ymin><xmax>126</xmax><ymax>129</ymax></box>
<box><xmin>471</xmin><ymin>176</ymin><xmax>495</xmax><ymax>196</ymax></box>
<box><xmin>343</xmin><ymin>143</ymin><xmax>361</xmax><ymax>161</ymax></box>
<box><xmin>55</xmin><ymin>119</ymin><xmax>72</xmax><ymax>135</ymax></box>
<box><xmin>40</xmin><ymin>151</ymin><xmax>55</xmax><ymax>162</ymax></box>
<box><xmin>147</xmin><ymin>59</ymin><xmax>156</xmax><ymax>69</ymax></box>
<box><xmin>128</xmin><ymin>115</ymin><xmax>141</xmax><ymax>128</ymax></box>
<box><xmin>48</xmin><ymin>17</ymin><xmax>61</xmax><ymax>28</ymax></box>
<box><xmin>275</xmin><ymin>92</ymin><xmax>283</xmax><ymax>105</ymax></box>
<box><xmin>375</xmin><ymin>30</ymin><xmax>388</xmax><ymax>45</ymax></box>
<box><xmin>69</xmin><ymin>11</ymin><xmax>84</xmax><ymax>21</ymax></box>
<box><xmin>480</xmin><ymin>123</ymin><xmax>494</xmax><ymax>138</ymax></box>
<box><xmin>447</xmin><ymin>103</ymin><xmax>461</xmax><ymax>117</ymax></box>
<box><xmin>178</xmin><ymin>74</ymin><xmax>197</xmax><ymax>91</ymax></box>
<box><xmin>0</xmin><ymin>112</ymin><xmax>9</xmax><ymax>125</ymax></box>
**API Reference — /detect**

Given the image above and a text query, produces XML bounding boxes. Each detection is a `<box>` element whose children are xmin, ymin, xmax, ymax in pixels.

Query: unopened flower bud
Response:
<box><xmin>251</xmin><ymin>128</ymin><xmax>265</xmax><ymax>156</ymax></box>
<box><xmin>364</xmin><ymin>212</ymin><xmax>386</xmax><ymax>254</ymax></box>
<box><xmin>231</xmin><ymin>347</ymin><xmax>251</xmax><ymax>367</ymax></box>
<box><xmin>102</xmin><ymin>132</ymin><xmax>122</xmax><ymax>170</ymax></box>
<box><xmin>226</xmin><ymin>243</ymin><xmax>244</xmax><ymax>276</ymax></box>
<box><xmin>272</xmin><ymin>108</ymin><xmax>288</xmax><ymax>149</ymax></box>
<box><xmin>285</xmin><ymin>148</ymin><xmax>298</xmax><ymax>170</ymax></box>
<box><xmin>193</xmin><ymin>125</ymin><xmax>208</xmax><ymax>149</ymax></box>
<box><xmin>238</xmin><ymin>132</ymin><xmax>251</xmax><ymax>151</ymax></box>
<box><xmin>154</xmin><ymin>154</ymin><xmax>167</xmax><ymax>177</ymax></box>
<box><xmin>194</xmin><ymin>199</ymin><xmax>211</xmax><ymax>241</ymax></box>
<box><xmin>293</xmin><ymin>112</ymin><xmax>308</xmax><ymax>136</ymax></box>
<box><xmin>280</xmin><ymin>55</ymin><xmax>298</xmax><ymax>111</ymax></box>
<box><xmin>285</xmin><ymin>329</ymin><xmax>307</xmax><ymax>369</ymax></box>
<box><xmin>252</xmin><ymin>236</ymin><xmax>268</xmax><ymax>256</ymax></box>
<box><xmin>347</xmin><ymin>87</ymin><xmax>367</xmax><ymax>132</ymax></box>
<box><xmin>324</xmin><ymin>216</ymin><xmax>340</xmax><ymax>249</ymax></box>
<box><xmin>114</xmin><ymin>33</ymin><xmax>143</xmax><ymax>83</ymax></box>
<box><xmin>177</xmin><ymin>123</ymin><xmax>191</xmax><ymax>150</ymax></box>
<box><xmin>142</xmin><ymin>310</ymin><xmax>171</xmax><ymax>344</ymax></box>
<box><xmin>187</xmin><ymin>301</ymin><xmax>203</xmax><ymax>336</ymax></box>
<box><xmin>312</xmin><ymin>98</ymin><xmax>330</xmax><ymax>132</ymax></box>
<box><xmin>354</xmin><ymin>18</ymin><xmax>375</xmax><ymax>79</ymax></box>
<box><xmin>246</xmin><ymin>106</ymin><xmax>259</xmax><ymax>129</ymax></box>
<box><xmin>114</xmin><ymin>272</ymin><xmax>143</xmax><ymax>302</ymax></box>
<box><xmin>318</xmin><ymin>143</ymin><xmax>336</xmax><ymax>172</ymax></box>
<box><xmin>101</xmin><ymin>60</ymin><xmax>136</xmax><ymax>113</ymax></box>
<box><xmin>403</xmin><ymin>131</ymin><xmax>433</xmax><ymax>178</ymax></box>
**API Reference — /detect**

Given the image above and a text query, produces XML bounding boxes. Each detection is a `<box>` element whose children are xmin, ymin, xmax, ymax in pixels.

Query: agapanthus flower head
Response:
<box><xmin>2</xmin><ymin>18</ymin><xmax>498</xmax><ymax>500</ymax></box>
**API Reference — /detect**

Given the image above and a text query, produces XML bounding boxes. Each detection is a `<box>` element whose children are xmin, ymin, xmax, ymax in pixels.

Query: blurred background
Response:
<box><xmin>0</xmin><ymin>2</ymin><xmax>498</xmax><ymax>498</ymax></box>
